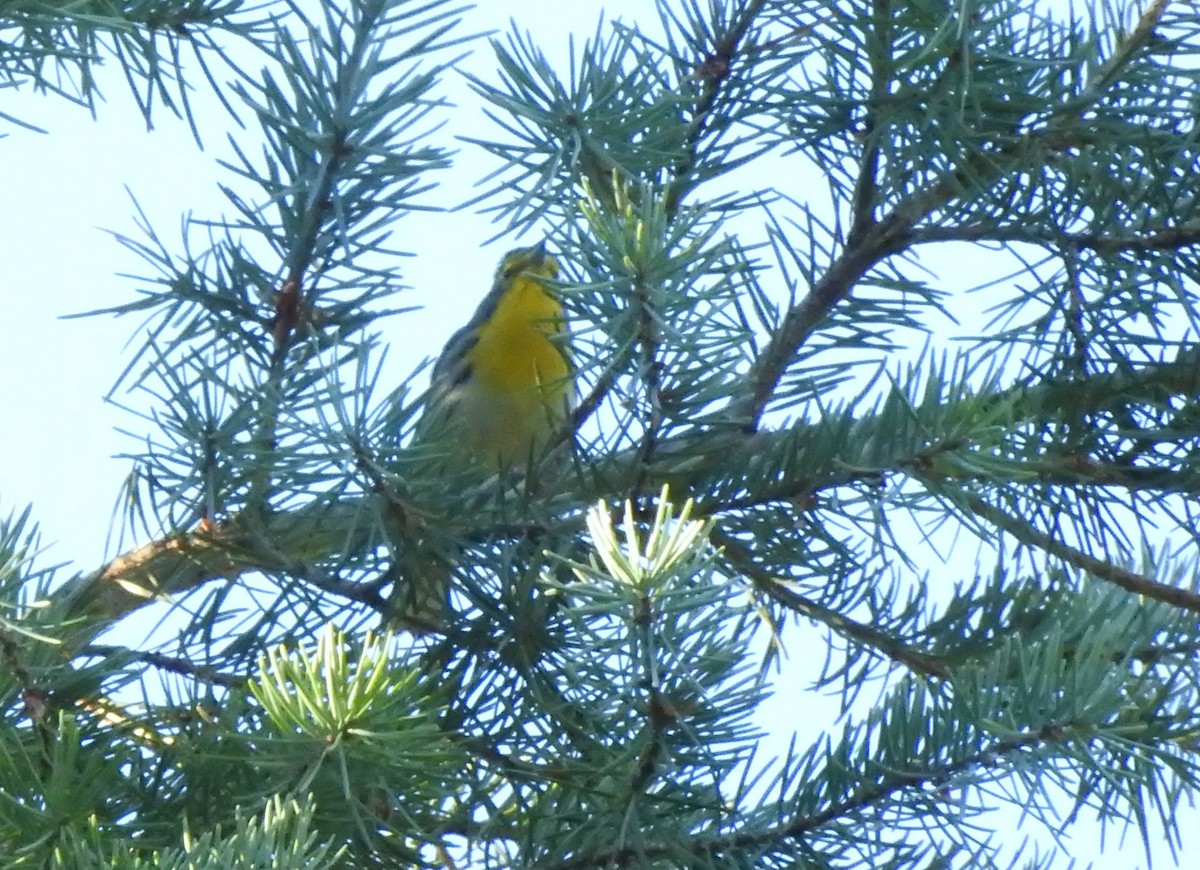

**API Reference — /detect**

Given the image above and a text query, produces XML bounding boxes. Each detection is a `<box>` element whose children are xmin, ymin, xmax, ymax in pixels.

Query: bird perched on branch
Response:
<box><xmin>393</xmin><ymin>242</ymin><xmax>574</xmax><ymax>629</ymax></box>
<box><xmin>422</xmin><ymin>242</ymin><xmax>573</xmax><ymax>469</ymax></box>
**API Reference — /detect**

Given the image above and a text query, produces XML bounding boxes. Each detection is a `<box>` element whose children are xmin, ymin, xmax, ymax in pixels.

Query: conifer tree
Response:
<box><xmin>3</xmin><ymin>0</ymin><xmax>1200</xmax><ymax>867</ymax></box>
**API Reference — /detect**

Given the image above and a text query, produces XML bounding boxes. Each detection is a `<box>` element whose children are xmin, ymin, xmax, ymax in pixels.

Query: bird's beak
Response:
<box><xmin>530</xmin><ymin>241</ymin><xmax>548</xmax><ymax>265</ymax></box>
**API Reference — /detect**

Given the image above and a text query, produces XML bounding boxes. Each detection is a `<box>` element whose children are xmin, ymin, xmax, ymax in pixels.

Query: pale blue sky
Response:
<box><xmin>0</xmin><ymin>2</ymin><xmax>1193</xmax><ymax>866</ymax></box>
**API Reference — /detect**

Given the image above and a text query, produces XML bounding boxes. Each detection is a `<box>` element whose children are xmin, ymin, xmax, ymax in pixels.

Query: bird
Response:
<box><xmin>421</xmin><ymin>241</ymin><xmax>574</xmax><ymax>469</ymax></box>
<box><xmin>392</xmin><ymin>242</ymin><xmax>575</xmax><ymax>629</ymax></box>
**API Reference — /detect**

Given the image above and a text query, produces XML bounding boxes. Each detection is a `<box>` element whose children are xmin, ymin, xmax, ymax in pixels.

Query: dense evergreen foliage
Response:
<box><xmin>3</xmin><ymin>0</ymin><xmax>1200</xmax><ymax>866</ymax></box>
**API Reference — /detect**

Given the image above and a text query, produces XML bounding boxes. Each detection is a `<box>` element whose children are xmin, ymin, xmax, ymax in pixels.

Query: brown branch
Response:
<box><xmin>735</xmin><ymin>221</ymin><xmax>906</xmax><ymax>430</ymax></box>
<box><xmin>909</xmin><ymin>224</ymin><xmax>1200</xmax><ymax>254</ymax></box>
<box><xmin>718</xmin><ymin>453</ymin><xmax>1200</xmax><ymax>518</ymax></box>
<box><xmin>1083</xmin><ymin>0</ymin><xmax>1173</xmax><ymax>98</ymax></box>
<box><xmin>846</xmin><ymin>0</ymin><xmax>892</xmax><ymax>247</ymax></box>
<box><xmin>547</xmin><ymin>333</ymin><xmax>637</xmax><ymax>458</ymax></box>
<box><xmin>81</xmin><ymin>644</ymin><xmax>246</xmax><ymax>688</ymax></box>
<box><xmin>60</xmin><ymin>344</ymin><xmax>1200</xmax><ymax>652</ymax></box>
<box><xmin>732</xmin><ymin>0</ymin><xmax>1180</xmax><ymax>431</ymax></box>
<box><xmin>627</xmin><ymin>589</ymin><xmax>671</xmax><ymax>795</ymax></box>
<box><xmin>452</xmin><ymin>732</ymin><xmax>573</xmax><ymax>786</ymax></box>
<box><xmin>962</xmin><ymin>494</ymin><xmax>1200</xmax><ymax>615</ymax></box>
<box><xmin>61</xmin><ymin>507</ymin><xmax>381</xmax><ymax>639</ymax></box>
<box><xmin>269</xmin><ymin>275</ymin><xmax>303</xmax><ymax>360</ymax></box>
<box><xmin>556</xmin><ymin>364</ymin><xmax>617</xmax><ymax>451</ymax></box>
<box><xmin>664</xmin><ymin>0</ymin><xmax>769</xmax><ymax>213</ymax></box>
<box><xmin>714</xmin><ymin>530</ymin><xmax>950</xmax><ymax>679</ymax></box>
<box><xmin>710</xmin><ymin>338</ymin><xmax>1200</xmax><ymax>514</ymax></box>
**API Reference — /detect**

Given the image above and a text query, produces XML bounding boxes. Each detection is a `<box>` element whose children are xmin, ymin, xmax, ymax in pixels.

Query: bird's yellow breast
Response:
<box><xmin>467</xmin><ymin>273</ymin><xmax>570</xmax><ymax>395</ymax></box>
<box><xmin>451</xmin><ymin>272</ymin><xmax>572</xmax><ymax>466</ymax></box>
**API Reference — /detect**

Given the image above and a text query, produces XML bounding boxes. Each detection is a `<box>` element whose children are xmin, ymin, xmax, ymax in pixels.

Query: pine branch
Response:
<box><xmin>846</xmin><ymin>0</ymin><xmax>892</xmax><ymax>247</ymax></box>
<box><xmin>61</xmin><ymin>512</ymin><xmax>384</xmax><ymax>636</ymax></box>
<box><xmin>960</xmin><ymin>494</ymin><xmax>1200</xmax><ymax>615</ymax></box>
<box><xmin>0</xmin><ymin>0</ymin><xmax>265</xmax><ymax>132</ymax></box>
<box><xmin>59</xmin><ymin>342</ymin><xmax>1200</xmax><ymax>644</ymax></box>
<box><xmin>909</xmin><ymin>224</ymin><xmax>1200</xmax><ymax>254</ymax></box>
<box><xmin>540</xmin><ymin>713</ymin><xmax>1174</xmax><ymax>870</ymax></box>
<box><xmin>714</xmin><ymin>529</ymin><xmax>951</xmax><ymax>679</ymax></box>
<box><xmin>662</xmin><ymin>0</ymin><xmax>768</xmax><ymax>213</ymax></box>
<box><xmin>732</xmin><ymin>0</ymin><xmax>1182</xmax><ymax>430</ymax></box>
<box><xmin>81</xmin><ymin>644</ymin><xmax>246</xmax><ymax>688</ymax></box>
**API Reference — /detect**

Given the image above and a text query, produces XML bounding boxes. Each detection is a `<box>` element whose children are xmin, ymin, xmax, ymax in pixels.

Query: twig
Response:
<box><xmin>963</xmin><ymin>494</ymin><xmax>1200</xmax><ymax>615</ymax></box>
<box><xmin>908</xmin><ymin>224</ymin><xmax>1200</xmax><ymax>254</ymax></box>
<box><xmin>664</xmin><ymin>0</ymin><xmax>769</xmax><ymax>213</ymax></box>
<box><xmin>714</xmin><ymin>530</ymin><xmax>950</xmax><ymax>679</ymax></box>
<box><xmin>82</xmin><ymin>644</ymin><xmax>247</xmax><ymax>687</ymax></box>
